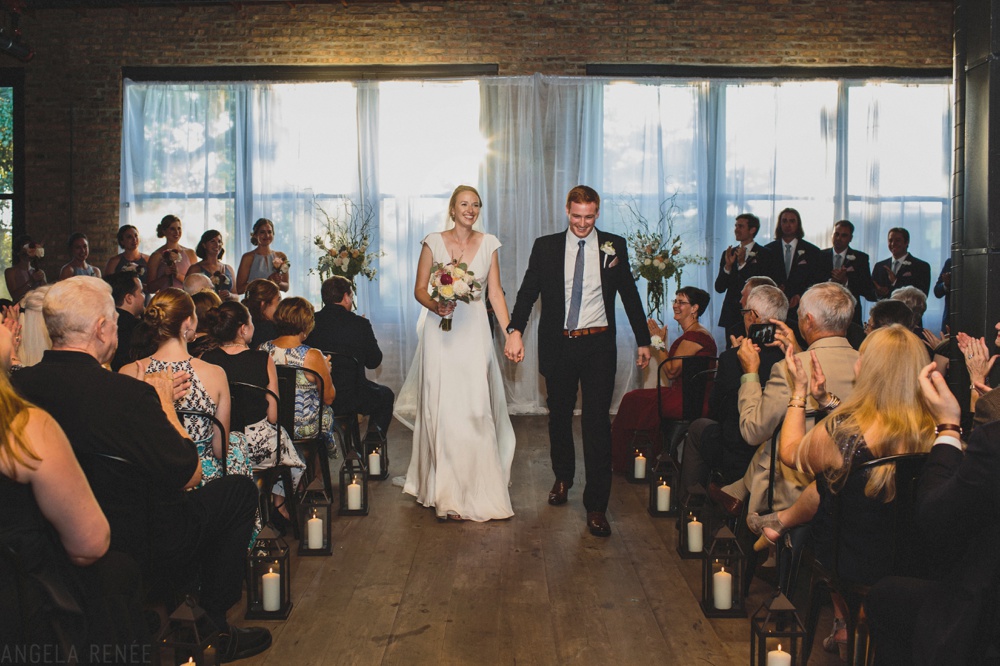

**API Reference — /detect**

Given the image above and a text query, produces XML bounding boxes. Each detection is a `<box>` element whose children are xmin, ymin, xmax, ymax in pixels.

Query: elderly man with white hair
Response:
<box><xmin>182</xmin><ymin>271</ymin><xmax>214</xmax><ymax>295</ymax></box>
<box><xmin>10</xmin><ymin>276</ymin><xmax>272</xmax><ymax>662</ymax></box>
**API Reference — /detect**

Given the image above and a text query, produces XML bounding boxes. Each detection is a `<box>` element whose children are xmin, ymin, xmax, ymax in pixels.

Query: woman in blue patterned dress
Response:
<box><xmin>120</xmin><ymin>288</ymin><xmax>252</xmax><ymax>485</ymax></box>
<box><xmin>258</xmin><ymin>297</ymin><xmax>336</xmax><ymax>443</ymax></box>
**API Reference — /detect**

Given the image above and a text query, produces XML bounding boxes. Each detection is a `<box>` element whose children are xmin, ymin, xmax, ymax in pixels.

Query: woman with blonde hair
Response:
<box><xmin>750</xmin><ymin>324</ymin><xmax>935</xmax><ymax>658</ymax></box>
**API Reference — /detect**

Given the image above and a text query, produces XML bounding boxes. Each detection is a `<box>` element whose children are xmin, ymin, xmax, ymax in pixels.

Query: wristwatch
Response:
<box><xmin>506</xmin><ymin>325</ymin><xmax>518</xmax><ymax>335</ymax></box>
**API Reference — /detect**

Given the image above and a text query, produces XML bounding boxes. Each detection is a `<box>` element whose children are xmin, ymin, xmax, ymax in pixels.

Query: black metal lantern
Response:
<box><xmin>700</xmin><ymin>526</ymin><xmax>746</xmax><ymax>617</ymax></box>
<box><xmin>676</xmin><ymin>484</ymin><xmax>714</xmax><ymax>559</ymax></box>
<box><xmin>625</xmin><ymin>433</ymin><xmax>653</xmax><ymax>484</ymax></box>
<box><xmin>245</xmin><ymin>525</ymin><xmax>293</xmax><ymax>620</ymax></box>
<box><xmin>339</xmin><ymin>447</ymin><xmax>370</xmax><ymax>516</ymax></box>
<box><xmin>156</xmin><ymin>595</ymin><xmax>220</xmax><ymax>666</ymax></box>
<box><xmin>647</xmin><ymin>456</ymin><xmax>678</xmax><ymax>517</ymax></box>
<box><xmin>750</xmin><ymin>593</ymin><xmax>806</xmax><ymax>666</ymax></box>
<box><xmin>297</xmin><ymin>478</ymin><xmax>333</xmax><ymax>556</ymax></box>
<box><xmin>363</xmin><ymin>429</ymin><xmax>389</xmax><ymax>481</ymax></box>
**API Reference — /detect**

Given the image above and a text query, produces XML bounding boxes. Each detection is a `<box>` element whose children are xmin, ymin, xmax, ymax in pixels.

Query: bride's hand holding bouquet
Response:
<box><xmin>429</xmin><ymin>260</ymin><xmax>481</xmax><ymax>331</ymax></box>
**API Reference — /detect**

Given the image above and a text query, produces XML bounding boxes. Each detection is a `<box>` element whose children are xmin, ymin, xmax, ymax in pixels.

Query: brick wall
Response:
<box><xmin>12</xmin><ymin>0</ymin><xmax>953</xmax><ymax>265</ymax></box>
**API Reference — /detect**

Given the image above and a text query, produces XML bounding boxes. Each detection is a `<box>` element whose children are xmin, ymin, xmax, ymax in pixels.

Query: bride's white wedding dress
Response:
<box><xmin>396</xmin><ymin>232</ymin><xmax>515</xmax><ymax>521</ymax></box>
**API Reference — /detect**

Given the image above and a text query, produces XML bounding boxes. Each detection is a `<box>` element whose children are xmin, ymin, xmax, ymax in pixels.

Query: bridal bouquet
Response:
<box><xmin>313</xmin><ymin>199</ymin><xmax>383</xmax><ymax>283</ymax></box>
<box><xmin>429</xmin><ymin>260</ymin><xmax>481</xmax><ymax>331</ymax></box>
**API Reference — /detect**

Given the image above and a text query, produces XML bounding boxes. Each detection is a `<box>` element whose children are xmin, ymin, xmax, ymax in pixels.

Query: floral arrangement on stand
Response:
<box><xmin>620</xmin><ymin>193</ymin><xmax>707</xmax><ymax>320</ymax></box>
<box><xmin>429</xmin><ymin>260</ymin><xmax>482</xmax><ymax>331</ymax></box>
<box><xmin>312</xmin><ymin>200</ymin><xmax>383</xmax><ymax>285</ymax></box>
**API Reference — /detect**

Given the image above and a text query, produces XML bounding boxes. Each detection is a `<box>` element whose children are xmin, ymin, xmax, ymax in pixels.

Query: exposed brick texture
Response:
<box><xmin>10</xmin><ymin>0</ymin><xmax>953</xmax><ymax>265</ymax></box>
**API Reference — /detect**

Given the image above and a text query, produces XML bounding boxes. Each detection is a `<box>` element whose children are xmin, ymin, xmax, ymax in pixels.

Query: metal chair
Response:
<box><xmin>657</xmin><ymin>355</ymin><xmax>718</xmax><ymax>463</ymax></box>
<box><xmin>323</xmin><ymin>350</ymin><xmax>364</xmax><ymax>457</ymax></box>
<box><xmin>275</xmin><ymin>365</ymin><xmax>334</xmax><ymax>496</ymax></box>
<box><xmin>175</xmin><ymin>409</ymin><xmax>228</xmax><ymax>476</ymax></box>
<box><xmin>229</xmin><ymin>380</ymin><xmax>300</xmax><ymax>540</ymax></box>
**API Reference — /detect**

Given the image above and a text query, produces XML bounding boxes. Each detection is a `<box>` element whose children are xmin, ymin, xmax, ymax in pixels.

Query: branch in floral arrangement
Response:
<box><xmin>312</xmin><ymin>199</ymin><xmax>384</xmax><ymax>283</ymax></box>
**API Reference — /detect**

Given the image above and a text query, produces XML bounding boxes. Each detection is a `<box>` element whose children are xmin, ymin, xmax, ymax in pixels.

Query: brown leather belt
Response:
<box><xmin>563</xmin><ymin>326</ymin><xmax>609</xmax><ymax>338</ymax></box>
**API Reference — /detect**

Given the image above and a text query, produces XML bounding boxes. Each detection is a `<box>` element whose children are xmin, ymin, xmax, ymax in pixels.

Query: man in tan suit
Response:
<box><xmin>733</xmin><ymin>282</ymin><xmax>860</xmax><ymax>513</ymax></box>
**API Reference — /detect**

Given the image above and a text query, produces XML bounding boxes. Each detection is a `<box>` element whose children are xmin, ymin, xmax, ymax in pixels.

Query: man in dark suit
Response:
<box><xmin>763</xmin><ymin>207</ymin><xmax>824</xmax><ymax>319</ymax></box>
<box><xmin>818</xmin><ymin>220</ymin><xmax>877</xmax><ymax>325</ymax></box>
<box><xmin>505</xmin><ymin>185</ymin><xmax>651</xmax><ymax>537</ymax></box>
<box><xmin>933</xmin><ymin>257</ymin><xmax>951</xmax><ymax>332</ymax></box>
<box><xmin>713</xmin><ymin>213</ymin><xmax>782</xmax><ymax>330</ymax></box>
<box><xmin>105</xmin><ymin>271</ymin><xmax>145</xmax><ymax>371</ymax></box>
<box><xmin>872</xmin><ymin>227</ymin><xmax>932</xmax><ymax>298</ymax></box>
<box><xmin>305</xmin><ymin>275</ymin><xmax>394</xmax><ymax>437</ymax></box>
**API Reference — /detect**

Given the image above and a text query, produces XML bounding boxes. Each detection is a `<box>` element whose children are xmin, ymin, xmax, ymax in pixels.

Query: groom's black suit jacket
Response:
<box><xmin>509</xmin><ymin>229</ymin><xmax>650</xmax><ymax>377</ymax></box>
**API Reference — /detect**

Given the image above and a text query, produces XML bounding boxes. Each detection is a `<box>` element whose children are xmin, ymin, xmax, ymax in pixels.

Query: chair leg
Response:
<box><xmin>279</xmin><ymin>467</ymin><xmax>300</xmax><ymax>540</ymax></box>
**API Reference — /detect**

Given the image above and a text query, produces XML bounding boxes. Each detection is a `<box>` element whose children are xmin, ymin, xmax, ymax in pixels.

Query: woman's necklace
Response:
<box><xmin>221</xmin><ymin>342</ymin><xmax>248</xmax><ymax>349</ymax></box>
<box><xmin>450</xmin><ymin>231</ymin><xmax>472</xmax><ymax>262</ymax></box>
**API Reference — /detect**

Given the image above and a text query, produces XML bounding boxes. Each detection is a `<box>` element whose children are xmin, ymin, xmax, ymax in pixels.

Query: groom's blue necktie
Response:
<box><xmin>566</xmin><ymin>239</ymin><xmax>586</xmax><ymax>330</ymax></box>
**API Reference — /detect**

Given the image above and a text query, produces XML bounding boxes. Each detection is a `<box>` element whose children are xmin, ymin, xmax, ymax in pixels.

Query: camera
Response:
<box><xmin>748</xmin><ymin>323</ymin><xmax>776</xmax><ymax>346</ymax></box>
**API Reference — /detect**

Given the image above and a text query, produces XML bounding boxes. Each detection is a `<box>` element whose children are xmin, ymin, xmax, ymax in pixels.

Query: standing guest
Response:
<box><xmin>243</xmin><ymin>278</ymin><xmax>281</xmax><ymax>349</ymax></box>
<box><xmin>9</xmin><ymin>277</ymin><xmax>271</xmax><ymax>661</ymax></box>
<box><xmin>5</xmin><ymin>235</ymin><xmax>46</xmax><ymax>304</ymax></box>
<box><xmin>16</xmin><ymin>285</ymin><xmax>53</xmax><ymax>367</ymax></box>
<box><xmin>305</xmin><ymin>275</ymin><xmax>395</xmax><ymax>439</ymax></box>
<box><xmin>764</xmin><ymin>207</ymin><xmax>824</xmax><ymax>318</ymax></box>
<box><xmin>58</xmin><ymin>233</ymin><xmax>101</xmax><ymax>280</ymax></box>
<box><xmin>933</xmin><ymin>257</ymin><xmax>952</xmax><ymax>332</ymax></box>
<box><xmin>145</xmin><ymin>215</ymin><xmax>197</xmax><ymax>294</ymax></box>
<box><xmin>714</xmin><ymin>213</ymin><xmax>781</xmax><ymax>330</ymax></box>
<box><xmin>104</xmin><ymin>272</ymin><xmax>146</xmax><ymax>371</ymax></box>
<box><xmin>820</xmin><ymin>220</ymin><xmax>877</xmax><ymax>325</ymax></box>
<box><xmin>236</xmin><ymin>218</ymin><xmax>289</xmax><ymax>294</ymax></box>
<box><xmin>189</xmin><ymin>230</ymin><xmax>236</xmax><ymax>300</ymax></box>
<box><xmin>872</xmin><ymin>227</ymin><xmax>931</xmax><ymax>299</ymax></box>
<box><xmin>724</xmin><ymin>275</ymin><xmax>778</xmax><ymax>344</ymax></box>
<box><xmin>104</xmin><ymin>225</ymin><xmax>149</xmax><ymax>284</ymax></box>
<box><xmin>505</xmin><ymin>185</ymin><xmax>650</xmax><ymax>537</ymax></box>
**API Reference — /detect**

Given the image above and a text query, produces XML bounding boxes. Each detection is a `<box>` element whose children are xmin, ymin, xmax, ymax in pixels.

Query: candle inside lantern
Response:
<box><xmin>307</xmin><ymin>509</ymin><xmax>323</xmax><ymax>549</ymax></box>
<box><xmin>766</xmin><ymin>644</ymin><xmax>791</xmax><ymax>666</ymax></box>
<box><xmin>184</xmin><ymin>659</ymin><xmax>195</xmax><ymax>666</ymax></box>
<box><xmin>687</xmin><ymin>516</ymin><xmax>703</xmax><ymax>553</ymax></box>
<box><xmin>369</xmin><ymin>449</ymin><xmax>381</xmax><ymax>477</ymax></box>
<box><xmin>656</xmin><ymin>482</ymin><xmax>671</xmax><ymax>512</ymax></box>
<box><xmin>347</xmin><ymin>476</ymin><xmax>362</xmax><ymax>511</ymax></box>
<box><xmin>634</xmin><ymin>451</ymin><xmax>646</xmax><ymax>479</ymax></box>
<box><xmin>262</xmin><ymin>566</ymin><xmax>280</xmax><ymax>612</ymax></box>
<box><xmin>712</xmin><ymin>565</ymin><xmax>733</xmax><ymax>610</ymax></box>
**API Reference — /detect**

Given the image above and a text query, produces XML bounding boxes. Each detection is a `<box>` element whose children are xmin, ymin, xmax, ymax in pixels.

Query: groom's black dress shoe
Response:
<box><xmin>587</xmin><ymin>511</ymin><xmax>611</xmax><ymax>537</ymax></box>
<box><xmin>548</xmin><ymin>480</ymin><xmax>571</xmax><ymax>505</ymax></box>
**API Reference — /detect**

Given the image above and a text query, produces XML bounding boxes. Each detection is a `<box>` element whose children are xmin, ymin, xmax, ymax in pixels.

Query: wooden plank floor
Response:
<box><xmin>235</xmin><ymin>416</ymin><xmax>842</xmax><ymax>665</ymax></box>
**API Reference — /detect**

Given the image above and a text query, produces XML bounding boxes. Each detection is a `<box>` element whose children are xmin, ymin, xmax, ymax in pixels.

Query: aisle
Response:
<box><xmin>235</xmin><ymin>416</ymin><xmax>762</xmax><ymax>665</ymax></box>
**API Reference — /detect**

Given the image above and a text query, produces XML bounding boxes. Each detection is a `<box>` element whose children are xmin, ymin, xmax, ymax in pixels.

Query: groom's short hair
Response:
<box><xmin>566</xmin><ymin>185</ymin><xmax>600</xmax><ymax>211</ymax></box>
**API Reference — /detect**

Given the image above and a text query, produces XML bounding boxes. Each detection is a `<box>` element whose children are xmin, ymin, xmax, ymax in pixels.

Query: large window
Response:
<box><xmin>0</xmin><ymin>75</ymin><xmax>23</xmax><ymax>300</ymax></box>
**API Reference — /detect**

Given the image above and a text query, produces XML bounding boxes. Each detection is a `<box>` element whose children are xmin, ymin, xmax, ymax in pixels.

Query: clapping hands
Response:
<box><xmin>784</xmin><ymin>345</ymin><xmax>830</xmax><ymax>406</ymax></box>
<box><xmin>956</xmin><ymin>331</ymin><xmax>997</xmax><ymax>393</ymax></box>
<box><xmin>918</xmin><ymin>362</ymin><xmax>962</xmax><ymax>425</ymax></box>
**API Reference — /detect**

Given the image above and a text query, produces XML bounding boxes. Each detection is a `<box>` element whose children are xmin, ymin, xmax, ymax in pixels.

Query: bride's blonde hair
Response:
<box><xmin>444</xmin><ymin>185</ymin><xmax>483</xmax><ymax>231</ymax></box>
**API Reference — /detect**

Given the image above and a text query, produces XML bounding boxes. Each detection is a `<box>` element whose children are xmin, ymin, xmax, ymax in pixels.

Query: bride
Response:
<box><xmin>399</xmin><ymin>185</ymin><xmax>516</xmax><ymax>522</ymax></box>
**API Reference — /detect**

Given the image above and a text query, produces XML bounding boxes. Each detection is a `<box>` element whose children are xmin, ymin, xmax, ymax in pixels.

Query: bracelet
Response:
<box><xmin>789</xmin><ymin>395</ymin><xmax>805</xmax><ymax>402</ymax></box>
<box><xmin>817</xmin><ymin>393</ymin><xmax>841</xmax><ymax>411</ymax></box>
<box><xmin>788</xmin><ymin>399</ymin><xmax>807</xmax><ymax>409</ymax></box>
<box><xmin>935</xmin><ymin>423</ymin><xmax>963</xmax><ymax>436</ymax></box>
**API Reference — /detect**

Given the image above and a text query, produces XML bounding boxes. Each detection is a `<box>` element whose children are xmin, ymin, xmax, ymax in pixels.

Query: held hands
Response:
<box><xmin>636</xmin><ymin>346</ymin><xmax>650</xmax><ymax>370</ymax></box>
<box><xmin>918</xmin><ymin>362</ymin><xmax>962</xmax><ymax>425</ymax></box>
<box><xmin>503</xmin><ymin>329</ymin><xmax>524</xmax><ymax>363</ymax></box>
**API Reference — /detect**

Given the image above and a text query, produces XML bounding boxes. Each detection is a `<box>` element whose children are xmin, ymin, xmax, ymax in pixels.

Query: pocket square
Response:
<box><xmin>608</xmin><ymin>257</ymin><xmax>619</xmax><ymax>268</ymax></box>
<box><xmin>797</xmin><ymin>260</ymin><xmax>808</xmax><ymax>266</ymax></box>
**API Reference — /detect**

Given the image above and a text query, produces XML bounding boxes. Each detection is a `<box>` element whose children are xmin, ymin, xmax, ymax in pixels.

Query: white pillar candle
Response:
<box><xmin>656</xmin><ymin>483</ymin><xmax>671</xmax><ymax>512</ymax></box>
<box><xmin>687</xmin><ymin>518</ymin><xmax>703</xmax><ymax>553</ymax></box>
<box><xmin>766</xmin><ymin>645</ymin><xmax>791</xmax><ymax>666</ymax></box>
<box><xmin>634</xmin><ymin>453</ymin><xmax>646</xmax><ymax>479</ymax></box>
<box><xmin>307</xmin><ymin>511</ymin><xmax>323</xmax><ymax>549</ymax></box>
<box><xmin>262</xmin><ymin>567</ymin><xmax>280</xmax><ymax>612</ymax></box>
<box><xmin>347</xmin><ymin>477</ymin><xmax>362</xmax><ymax>511</ymax></box>
<box><xmin>713</xmin><ymin>567</ymin><xmax>733</xmax><ymax>610</ymax></box>
<box><xmin>368</xmin><ymin>450</ymin><xmax>381</xmax><ymax>477</ymax></box>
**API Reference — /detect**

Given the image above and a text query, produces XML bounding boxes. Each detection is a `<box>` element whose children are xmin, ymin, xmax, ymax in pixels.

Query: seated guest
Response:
<box><xmin>58</xmin><ymin>233</ymin><xmax>101</xmax><ymax>280</ymax></box>
<box><xmin>121</xmin><ymin>288</ymin><xmax>251</xmax><ymax>485</ymax></box>
<box><xmin>866</xmin><ymin>298</ymin><xmax>914</xmax><ymax>333</ymax></box>
<box><xmin>749</xmin><ymin>326</ymin><xmax>935</xmax><ymax>657</ymax></box>
<box><xmin>188</xmin><ymin>230</ymin><xmax>236</xmax><ymax>300</ymax></box>
<box><xmin>868</xmin><ymin>368</ymin><xmax>999</xmax><ymax>666</ymax></box>
<box><xmin>189</xmin><ymin>289</ymin><xmax>222</xmax><ymax>357</ymax></box>
<box><xmin>890</xmin><ymin>285</ymin><xmax>928</xmax><ymax>336</ymax></box>
<box><xmin>610</xmin><ymin>287</ymin><xmax>716</xmax><ymax>471</ymax></box>
<box><xmin>725</xmin><ymin>275</ymin><xmax>778</xmax><ymax>345</ymax></box>
<box><xmin>243</xmin><ymin>278</ymin><xmax>281</xmax><ymax>350</ymax></box>
<box><xmin>105</xmin><ymin>272</ymin><xmax>145</xmax><ymax>371</ymax></box>
<box><xmin>305</xmin><ymin>276</ymin><xmax>395</xmax><ymax>438</ymax></box>
<box><xmin>679</xmin><ymin>285</ymin><xmax>788</xmax><ymax>510</ymax></box>
<box><xmin>182</xmin><ymin>272</ymin><xmax>214</xmax><ymax>296</ymax></box>
<box><xmin>10</xmin><ymin>277</ymin><xmax>270</xmax><ymax>661</ymax></box>
<box><xmin>202</xmin><ymin>301</ymin><xmax>305</xmax><ymax>519</ymax></box>
<box><xmin>4</xmin><ymin>235</ymin><xmax>47</xmax><ymax>304</ymax></box>
<box><xmin>16</xmin><ymin>285</ymin><xmax>52</xmax><ymax>367</ymax></box>
<box><xmin>873</xmin><ymin>227</ymin><xmax>931</xmax><ymax>301</ymax></box>
<box><xmin>259</xmin><ymin>297</ymin><xmax>336</xmax><ymax>442</ymax></box>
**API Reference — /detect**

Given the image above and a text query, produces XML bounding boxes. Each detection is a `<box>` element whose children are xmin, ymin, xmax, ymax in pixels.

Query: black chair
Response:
<box><xmin>801</xmin><ymin>452</ymin><xmax>929</xmax><ymax>665</ymax></box>
<box><xmin>229</xmin><ymin>380</ymin><xmax>300</xmax><ymax>540</ymax></box>
<box><xmin>323</xmin><ymin>350</ymin><xmax>364</xmax><ymax>457</ymax></box>
<box><xmin>175</xmin><ymin>409</ymin><xmax>228</xmax><ymax>476</ymax></box>
<box><xmin>657</xmin><ymin>355</ymin><xmax>717</xmax><ymax>462</ymax></box>
<box><xmin>275</xmin><ymin>365</ymin><xmax>334</xmax><ymax>496</ymax></box>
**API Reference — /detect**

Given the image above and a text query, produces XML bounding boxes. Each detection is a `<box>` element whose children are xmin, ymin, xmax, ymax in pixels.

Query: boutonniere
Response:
<box><xmin>746</xmin><ymin>251</ymin><xmax>756</xmax><ymax>259</ymax></box>
<box><xmin>600</xmin><ymin>241</ymin><xmax>616</xmax><ymax>268</ymax></box>
<box><xmin>846</xmin><ymin>254</ymin><xmax>856</xmax><ymax>261</ymax></box>
<box><xmin>902</xmin><ymin>260</ymin><xmax>911</xmax><ymax>267</ymax></box>
<box><xmin>797</xmin><ymin>249</ymin><xmax>806</xmax><ymax>256</ymax></box>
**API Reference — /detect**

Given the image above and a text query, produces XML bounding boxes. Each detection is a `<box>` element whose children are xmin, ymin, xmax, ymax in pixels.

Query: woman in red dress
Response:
<box><xmin>611</xmin><ymin>286</ymin><xmax>717</xmax><ymax>470</ymax></box>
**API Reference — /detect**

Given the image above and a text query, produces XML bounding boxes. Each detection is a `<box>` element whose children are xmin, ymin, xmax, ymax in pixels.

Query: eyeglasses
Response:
<box><xmin>740</xmin><ymin>308</ymin><xmax>758</xmax><ymax>317</ymax></box>
<box><xmin>672</xmin><ymin>299</ymin><xmax>691</xmax><ymax>306</ymax></box>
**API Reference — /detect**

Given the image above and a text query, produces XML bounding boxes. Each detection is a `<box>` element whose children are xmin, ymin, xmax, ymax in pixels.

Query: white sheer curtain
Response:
<box><xmin>121</xmin><ymin>75</ymin><xmax>953</xmax><ymax>414</ymax></box>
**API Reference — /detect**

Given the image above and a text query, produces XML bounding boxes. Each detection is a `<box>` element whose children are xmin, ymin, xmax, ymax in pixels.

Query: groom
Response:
<box><xmin>505</xmin><ymin>185</ymin><xmax>651</xmax><ymax>537</ymax></box>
